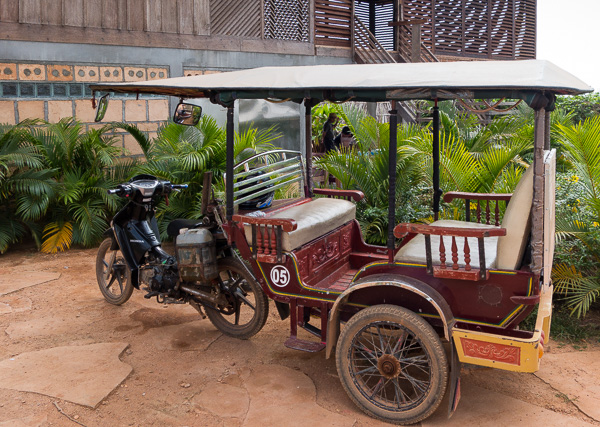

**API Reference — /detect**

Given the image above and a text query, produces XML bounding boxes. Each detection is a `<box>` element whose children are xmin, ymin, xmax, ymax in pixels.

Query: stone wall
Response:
<box><xmin>0</xmin><ymin>61</ymin><xmax>172</xmax><ymax>157</ymax></box>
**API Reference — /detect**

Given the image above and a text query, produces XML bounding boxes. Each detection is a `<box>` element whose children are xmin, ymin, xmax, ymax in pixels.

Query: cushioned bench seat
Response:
<box><xmin>394</xmin><ymin>220</ymin><xmax>500</xmax><ymax>269</ymax></box>
<box><xmin>244</xmin><ymin>197</ymin><xmax>356</xmax><ymax>251</ymax></box>
<box><xmin>395</xmin><ymin>164</ymin><xmax>534</xmax><ymax>272</ymax></box>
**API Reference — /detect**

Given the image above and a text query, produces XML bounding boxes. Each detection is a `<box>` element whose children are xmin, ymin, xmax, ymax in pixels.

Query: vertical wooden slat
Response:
<box><xmin>177</xmin><ymin>0</ymin><xmax>194</xmax><ymax>34</ymax></box>
<box><xmin>19</xmin><ymin>0</ymin><xmax>41</xmax><ymax>24</ymax></box>
<box><xmin>145</xmin><ymin>0</ymin><xmax>162</xmax><ymax>32</ymax></box>
<box><xmin>193</xmin><ymin>0</ymin><xmax>209</xmax><ymax>35</ymax></box>
<box><xmin>1</xmin><ymin>1</ymin><xmax>19</xmax><ymax>22</ymax></box>
<box><xmin>127</xmin><ymin>0</ymin><xmax>144</xmax><ymax>31</ymax></box>
<box><xmin>118</xmin><ymin>0</ymin><xmax>127</xmax><ymax>29</ymax></box>
<box><xmin>43</xmin><ymin>0</ymin><xmax>63</xmax><ymax>25</ymax></box>
<box><xmin>85</xmin><ymin>0</ymin><xmax>103</xmax><ymax>28</ymax></box>
<box><xmin>63</xmin><ymin>0</ymin><xmax>84</xmax><ymax>26</ymax></box>
<box><xmin>161</xmin><ymin>0</ymin><xmax>177</xmax><ymax>32</ymax></box>
<box><xmin>103</xmin><ymin>0</ymin><xmax>119</xmax><ymax>29</ymax></box>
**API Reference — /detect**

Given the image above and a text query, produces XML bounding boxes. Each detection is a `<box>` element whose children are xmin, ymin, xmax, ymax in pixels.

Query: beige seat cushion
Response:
<box><xmin>495</xmin><ymin>166</ymin><xmax>533</xmax><ymax>270</ymax></box>
<box><xmin>244</xmin><ymin>198</ymin><xmax>356</xmax><ymax>251</ymax></box>
<box><xmin>395</xmin><ymin>220</ymin><xmax>500</xmax><ymax>269</ymax></box>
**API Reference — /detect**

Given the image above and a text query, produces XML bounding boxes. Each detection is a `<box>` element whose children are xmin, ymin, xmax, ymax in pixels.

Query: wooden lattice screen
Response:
<box><xmin>315</xmin><ymin>0</ymin><xmax>353</xmax><ymax>47</ymax></box>
<box><xmin>264</xmin><ymin>0</ymin><xmax>310</xmax><ymax>42</ymax></box>
<box><xmin>402</xmin><ymin>0</ymin><xmax>536</xmax><ymax>59</ymax></box>
<box><xmin>210</xmin><ymin>0</ymin><xmax>261</xmax><ymax>38</ymax></box>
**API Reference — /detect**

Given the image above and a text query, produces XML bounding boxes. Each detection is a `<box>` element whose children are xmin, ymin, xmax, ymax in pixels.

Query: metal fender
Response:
<box><xmin>103</xmin><ymin>228</ymin><xmax>119</xmax><ymax>251</ymax></box>
<box><xmin>325</xmin><ymin>274</ymin><xmax>455</xmax><ymax>359</ymax></box>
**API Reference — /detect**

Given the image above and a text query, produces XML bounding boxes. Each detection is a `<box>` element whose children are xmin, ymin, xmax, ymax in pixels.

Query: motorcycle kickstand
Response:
<box><xmin>189</xmin><ymin>300</ymin><xmax>207</xmax><ymax>319</ymax></box>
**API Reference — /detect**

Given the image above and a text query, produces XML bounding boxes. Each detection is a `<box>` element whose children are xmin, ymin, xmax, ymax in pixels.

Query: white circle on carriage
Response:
<box><xmin>270</xmin><ymin>265</ymin><xmax>290</xmax><ymax>287</ymax></box>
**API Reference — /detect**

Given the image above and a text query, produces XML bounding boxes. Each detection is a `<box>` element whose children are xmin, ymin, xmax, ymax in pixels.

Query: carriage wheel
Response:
<box><xmin>336</xmin><ymin>304</ymin><xmax>448</xmax><ymax>425</ymax></box>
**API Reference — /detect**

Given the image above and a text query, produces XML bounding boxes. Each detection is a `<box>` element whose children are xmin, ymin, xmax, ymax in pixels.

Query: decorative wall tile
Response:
<box><xmin>74</xmin><ymin>66</ymin><xmax>100</xmax><ymax>82</ymax></box>
<box><xmin>99</xmin><ymin>67</ymin><xmax>124</xmax><ymax>82</ymax></box>
<box><xmin>124</xmin><ymin>67</ymin><xmax>147</xmax><ymax>82</ymax></box>
<box><xmin>47</xmin><ymin>65</ymin><xmax>74</xmax><ymax>82</ymax></box>
<box><xmin>0</xmin><ymin>64</ymin><xmax>17</xmax><ymax>80</ymax></box>
<box><xmin>147</xmin><ymin>68</ymin><xmax>168</xmax><ymax>80</ymax></box>
<box><xmin>18</xmin><ymin>64</ymin><xmax>46</xmax><ymax>81</ymax></box>
<box><xmin>183</xmin><ymin>69</ymin><xmax>203</xmax><ymax>77</ymax></box>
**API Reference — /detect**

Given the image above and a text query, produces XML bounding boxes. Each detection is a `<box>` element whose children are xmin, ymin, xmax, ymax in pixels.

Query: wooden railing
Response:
<box><xmin>353</xmin><ymin>15</ymin><xmax>396</xmax><ymax>64</ymax></box>
<box><xmin>398</xmin><ymin>25</ymin><xmax>439</xmax><ymax>63</ymax></box>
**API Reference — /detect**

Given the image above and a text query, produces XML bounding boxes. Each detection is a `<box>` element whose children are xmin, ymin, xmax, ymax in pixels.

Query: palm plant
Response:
<box><xmin>552</xmin><ymin>115</ymin><xmax>600</xmax><ymax>317</ymax></box>
<box><xmin>118</xmin><ymin>117</ymin><xmax>281</xmax><ymax>238</ymax></box>
<box><xmin>0</xmin><ymin>120</ymin><xmax>54</xmax><ymax>252</ymax></box>
<box><xmin>24</xmin><ymin>118</ymin><xmax>137</xmax><ymax>253</ymax></box>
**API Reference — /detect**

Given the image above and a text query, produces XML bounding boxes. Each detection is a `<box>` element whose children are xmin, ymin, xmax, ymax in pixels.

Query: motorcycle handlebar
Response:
<box><xmin>172</xmin><ymin>184</ymin><xmax>188</xmax><ymax>190</ymax></box>
<box><xmin>107</xmin><ymin>189</ymin><xmax>120</xmax><ymax>195</ymax></box>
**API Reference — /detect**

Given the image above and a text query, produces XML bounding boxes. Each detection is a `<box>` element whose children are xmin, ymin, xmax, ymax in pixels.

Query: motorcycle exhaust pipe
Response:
<box><xmin>179</xmin><ymin>284</ymin><xmax>220</xmax><ymax>306</ymax></box>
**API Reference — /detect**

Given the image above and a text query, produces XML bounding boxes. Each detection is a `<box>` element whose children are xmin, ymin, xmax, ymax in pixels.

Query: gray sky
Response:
<box><xmin>537</xmin><ymin>0</ymin><xmax>600</xmax><ymax>91</ymax></box>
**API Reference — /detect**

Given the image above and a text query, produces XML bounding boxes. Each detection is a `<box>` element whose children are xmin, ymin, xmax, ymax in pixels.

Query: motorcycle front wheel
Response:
<box><xmin>205</xmin><ymin>257</ymin><xmax>268</xmax><ymax>340</ymax></box>
<box><xmin>96</xmin><ymin>238</ymin><xmax>134</xmax><ymax>305</ymax></box>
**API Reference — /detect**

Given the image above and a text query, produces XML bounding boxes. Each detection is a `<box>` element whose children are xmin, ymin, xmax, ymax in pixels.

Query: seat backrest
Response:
<box><xmin>225</xmin><ymin>149</ymin><xmax>306</xmax><ymax>210</ymax></box>
<box><xmin>495</xmin><ymin>165</ymin><xmax>534</xmax><ymax>270</ymax></box>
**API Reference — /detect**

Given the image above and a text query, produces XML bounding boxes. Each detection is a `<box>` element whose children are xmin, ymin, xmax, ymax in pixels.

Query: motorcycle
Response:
<box><xmin>96</xmin><ymin>173</ymin><xmax>268</xmax><ymax>339</ymax></box>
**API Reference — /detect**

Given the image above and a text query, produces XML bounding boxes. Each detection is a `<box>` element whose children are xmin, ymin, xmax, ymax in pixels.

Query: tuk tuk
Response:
<box><xmin>90</xmin><ymin>60</ymin><xmax>591</xmax><ymax>424</ymax></box>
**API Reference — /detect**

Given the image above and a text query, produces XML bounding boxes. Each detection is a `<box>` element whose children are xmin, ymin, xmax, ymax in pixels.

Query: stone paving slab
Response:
<box><xmin>424</xmin><ymin>380</ymin><xmax>593</xmax><ymax>426</ymax></box>
<box><xmin>242</xmin><ymin>365</ymin><xmax>355</xmax><ymax>426</ymax></box>
<box><xmin>0</xmin><ymin>342</ymin><xmax>131</xmax><ymax>408</ymax></box>
<box><xmin>0</xmin><ymin>413</ymin><xmax>47</xmax><ymax>427</ymax></box>
<box><xmin>0</xmin><ymin>271</ymin><xmax>61</xmax><ymax>296</ymax></box>
<box><xmin>535</xmin><ymin>351</ymin><xmax>600</xmax><ymax>422</ymax></box>
<box><xmin>0</xmin><ymin>295</ymin><xmax>32</xmax><ymax>315</ymax></box>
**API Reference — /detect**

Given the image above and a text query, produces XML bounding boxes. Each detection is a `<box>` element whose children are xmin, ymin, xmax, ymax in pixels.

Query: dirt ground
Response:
<box><xmin>0</xmin><ymin>246</ymin><xmax>598</xmax><ymax>426</ymax></box>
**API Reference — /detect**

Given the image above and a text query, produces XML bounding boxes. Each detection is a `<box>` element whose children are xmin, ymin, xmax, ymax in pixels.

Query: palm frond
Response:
<box><xmin>41</xmin><ymin>221</ymin><xmax>73</xmax><ymax>253</ymax></box>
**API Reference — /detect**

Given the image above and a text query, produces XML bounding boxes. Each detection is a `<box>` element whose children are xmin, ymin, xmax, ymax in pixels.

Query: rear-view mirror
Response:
<box><xmin>94</xmin><ymin>94</ymin><xmax>109</xmax><ymax>122</ymax></box>
<box><xmin>173</xmin><ymin>102</ymin><xmax>202</xmax><ymax>126</ymax></box>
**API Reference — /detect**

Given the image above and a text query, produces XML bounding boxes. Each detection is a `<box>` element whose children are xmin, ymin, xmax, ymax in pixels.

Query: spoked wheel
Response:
<box><xmin>205</xmin><ymin>257</ymin><xmax>269</xmax><ymax>340</ymax></box>
<box><xmin>336</xmin><ymin>304</ymin><xmax>448</xmax><ymax>425</ymax></box>
<box><xmin>96</xmin><ymin>238</ymin><xmax>134</xmax><ymax>305</ymax></box>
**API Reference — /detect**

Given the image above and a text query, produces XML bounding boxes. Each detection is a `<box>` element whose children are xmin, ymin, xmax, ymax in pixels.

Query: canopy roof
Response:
<box><xmin>90</xmin><ymin>60</ymin><xmax>591</xmax><ymax>105</ymax></box>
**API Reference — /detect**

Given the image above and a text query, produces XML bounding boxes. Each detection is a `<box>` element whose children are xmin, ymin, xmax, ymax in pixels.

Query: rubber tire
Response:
<box><xmin>96</xmin><ymin>238</ymin><xmax>134</xmax><ymax>306</ymax></box>
<box><xmin>205</xmin><ymin>257</ymin><xmax>269</xmax><ymax>340</ymax></box>
<box><xmin>336</xmin><ymin>304</ymin><xmax>448</xmax><ymax>425</ymax></box>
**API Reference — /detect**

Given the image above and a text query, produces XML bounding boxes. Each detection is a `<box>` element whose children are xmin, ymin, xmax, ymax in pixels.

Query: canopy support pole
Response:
<box><xmin>432</xmin><ymin>99</ymin><xmax>441</xmax><ymax>220</ymax></box>
<box><xmin>226</xmin><ymin>104</ymin><xmax>235</xmax><ymax>221</ymax></box>
<box><xmin>304</xmin><ymin>99</ymin><xmax>314</xmax><ymax>197</ymax></box>
<box><xmin>531</xmin><ymin>107</ymin><xmax>546</xmax><ymax>276</ymax></box>
<box><xmin>388</xmin><ymin>101</ymin><xmax>398</xmax><ymax>262</ymax></box>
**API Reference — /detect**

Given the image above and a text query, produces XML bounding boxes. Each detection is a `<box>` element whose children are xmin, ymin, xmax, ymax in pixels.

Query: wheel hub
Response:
<box><xmin>377</xmin><ymin>354</ymin><xmax>401</xmax><ymax>380</ymax></box>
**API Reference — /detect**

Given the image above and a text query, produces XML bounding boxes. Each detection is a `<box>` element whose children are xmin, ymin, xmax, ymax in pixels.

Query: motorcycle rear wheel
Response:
<box><xmin>205</xmin><ymin>257</ymin><xmax>268</xmax><ymax>339</ymax></box>
<box><xmin>96</xmin><ymin>238</ymin><xmax>134</xmax><ymax>305</ymax></box>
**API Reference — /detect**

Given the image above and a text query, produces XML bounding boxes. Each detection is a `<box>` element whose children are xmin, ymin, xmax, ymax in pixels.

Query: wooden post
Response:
<box><xmin>411</xmin><ymin>24</ymin><xmax>421</xmax><ymax>62</ymax></box>
<box><xmin>432</xmin><ymin>100</ymin><xmax>441</xmax><ymax>219</ymax></box>
<box><xmin>350</xmin><ymin>0</ymin><xmax>355</xmax><ymax>58</ymax></box>
<box><xmin>531</xmin><ymin>107</ymin><xmax>546</xmax><ymax>275</ymax></box>
<box><xmin>304</xmin><ymin>99</ymin><xmax>314</xmax><ymax>197</ymax></box>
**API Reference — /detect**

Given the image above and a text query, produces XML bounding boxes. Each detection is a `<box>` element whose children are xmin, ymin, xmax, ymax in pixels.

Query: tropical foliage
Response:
<box><xmin>552</xmin><ymin>115</ymin><xmax>600</xmax><ymax>317</ymax></box>
<box><xmin>0</xmin><ymin>119</ymin><xmax>136</xmax><ymax>253</ymax></box>
<box><xmin>115</xmin><ymin>117</ymin><xmax>280</xmax><ymax>238</ymax></box>
<box><xmin>0</xmin><ymin>116</ymin><xmax>280</xmax><ymax>252</ymax></box>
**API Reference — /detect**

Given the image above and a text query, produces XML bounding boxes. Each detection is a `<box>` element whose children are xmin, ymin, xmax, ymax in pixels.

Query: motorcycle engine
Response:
<box><xmin>140</xmin><ymin>255</ymin><xmax>179</xmax><ymax>294</ymax></box>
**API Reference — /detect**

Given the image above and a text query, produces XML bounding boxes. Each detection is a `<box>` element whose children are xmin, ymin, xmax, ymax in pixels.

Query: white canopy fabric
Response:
<box><xmin>90</xmin><ymin>60</ymin><xmax>592</xmax><ymax>102</ymax></box>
